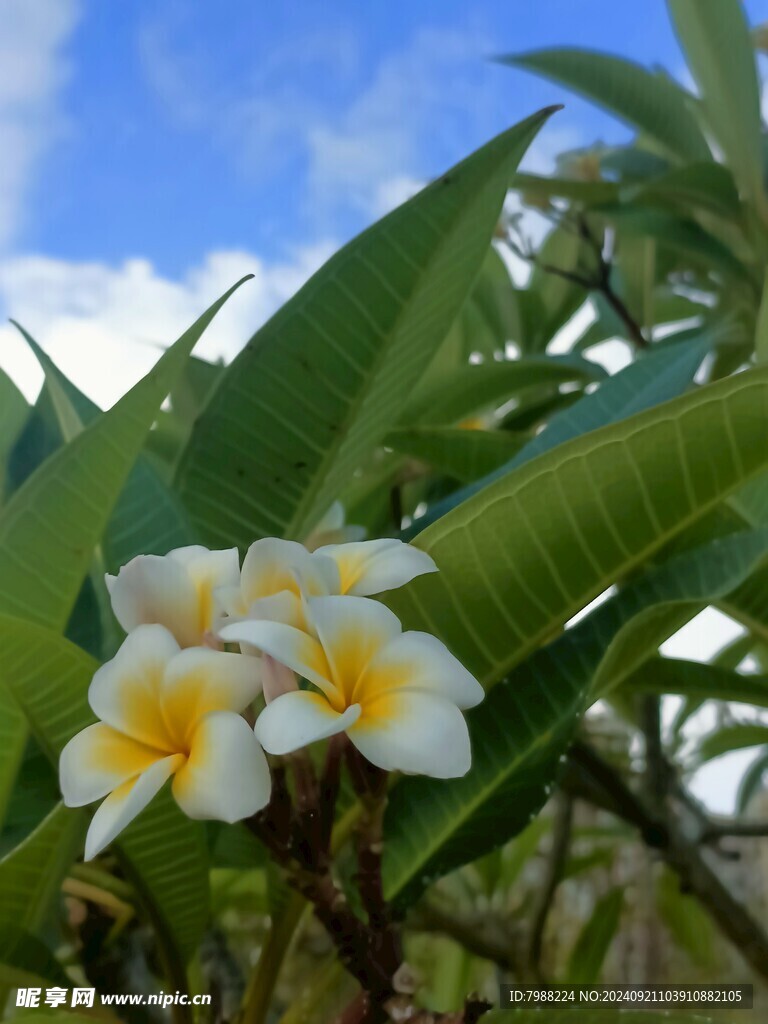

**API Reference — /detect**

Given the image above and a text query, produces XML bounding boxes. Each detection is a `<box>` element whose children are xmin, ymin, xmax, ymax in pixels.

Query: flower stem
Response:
<box><xmin>240</xmin><ymin>891</ymin><xmax>308</xmax><ymax>1024</ymax></box>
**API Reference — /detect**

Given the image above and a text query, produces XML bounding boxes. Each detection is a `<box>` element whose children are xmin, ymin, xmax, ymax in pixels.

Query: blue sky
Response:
<box><xmin>18</xmin><ymin>0</ymin><xmax>768</xmax><ymax>276</ymax></box>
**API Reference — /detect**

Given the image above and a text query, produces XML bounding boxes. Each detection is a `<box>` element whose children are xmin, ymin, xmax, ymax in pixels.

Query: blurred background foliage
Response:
<box><xmin>2</xmin><ymin>1</ymin><xmax>768</xmax><ymax>1023</ymax></box>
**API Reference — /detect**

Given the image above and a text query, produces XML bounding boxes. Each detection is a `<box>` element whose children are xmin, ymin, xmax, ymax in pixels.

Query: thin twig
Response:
<box><xmin>508</xmin><ymin>211</ymin><xmax>648</xmax><ymax>348</ymax></box>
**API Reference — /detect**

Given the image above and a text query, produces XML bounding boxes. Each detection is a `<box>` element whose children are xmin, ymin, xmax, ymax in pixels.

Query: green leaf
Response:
<box><xmin>501</xmin><ymin>49</ymin><xmax>711</xmax><ymax>163</ymax></box>
<box><xmin>668</xmin><ymin>0</ymin><xmax>765</xmax><ymax>211</ymax></box>
<box><xmin>756</xmin><ymin>270</ymin><xmax>768</xmax><ymax>365</ymax></box>
<box><xmin>0</xmin><ymin>689</ymin><xmax>27</xmax><ymax>831</ymax></box>
<box><xmin>510</xmin><ymin>172</ymin><xmax>619</xmax><ymax>206</ymax></box>
<box><xmin>0</xmin><ymin>614</ymin><xmax>209</xmax><ymax>968</ymax></box>
<box><xmin>0</xmin><ymin>279</ymin><xmax>249</xmax><ymax>633</ymax></box>
<box><xmin>13</xmin><ymin>322</ymin><xmax>197</xmax><ymax>577</ymax></box>
<box><xmin>385</xmin><ymin>427</ymin><xmax>527</xmax><ymax>482</ymax></box>
<box><xmin>405</xmin><ymin>330</ymin><xmax>713</xmax><ymax>538</ymax></box>
<box><xmin>0</xmin><ymin>803</ymin><xmax>85</xmax><ymax>935</ymax></box>
<box><xmin>627</xmin><ymin>656</ymin><xmax>768</xmax><ymax>708</ymax></box>
<box><xmin>0</xmin><ymin>926</ymin><xmax>71</xmax><ymax>991</ymax></box>
<box><xmin>694</xmin><ymin>723</ymin><xmax>768</xmax><ymax>765</ymax></box>
<box><xmin>565</xmin><ymin>886</ymin><xmax>624</xmax><ymax>983</ymax></box>
<box><xmin>390</xmin><ymin>366</ymin><xmax>768</xmax><ymax>687</ymax></box>
<box><xmin>0</xmin><ymin>370</ymin><xmax>28</xmax><ymax>504</ymax></box>
<box><xmin>656</xmin><ymin>865</ymin><xmax>717</xmax><ymax>969</ymax></box>
<box><xmin>382</xmin><ymin>531</ymin><xmax>768</xmax><ymax>906</ymax></box>
<box><xmin>177</xmin><ymin>110</ymin><xmax>558</xmax><ymax>547</ymax></box>
<box><xmin>432</xmin><ymin>246</ymin><xmax>526</xmax><ymax>362</ymax></box>
<box><xmin>401</xmin><ymin>356</ymin><xmax>603</xmax><ymax>427</ymax></box>
<box><xmin>596</xmin><ymin>205</ymin><xmax>749</xmax><ymax>281</ymax></box>
<box><xmin>590</xmin><ymin>530</ymin><xmax>768</xmax><ymax>698</ymax></box>
<box><xmin>623</xmin><ymin>162</ymin><xmax>742</xmax><ymax>221</ymax></box>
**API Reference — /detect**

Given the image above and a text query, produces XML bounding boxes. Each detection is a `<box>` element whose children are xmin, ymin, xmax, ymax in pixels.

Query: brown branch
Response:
<box><xmin>508</xmin><ymin>212</ymin><xmax>647</xmax><ymax>348</ymax></box>
<box><xmin>565</xmin><ymin>740</ymin><xmax>768</xmax><ymax>983</ymax></box>
<box><xmin>701</xmin><ymin>819</ymin><xmax>768</xmax><ymax>842</ymax></box>
<box><xmin>410</xmin><ymin>899</ymin><xmax>524</xmax><ymax>973</ymax></box>
<box><xmin>346</xmin><ymin>746</ymin><xmax>402</xmax><ymax>978</ymax></box>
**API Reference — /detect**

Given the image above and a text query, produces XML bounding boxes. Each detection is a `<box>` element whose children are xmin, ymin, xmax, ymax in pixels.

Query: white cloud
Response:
<box><xmin>0</xmin><ymin>242</ymin><xmax>335</xmax><ymax>407</ymax></box>
<box><xmin>0</xmin><ymin>0</ymin><xmax>80</xmax><ymax>250</ymax></box>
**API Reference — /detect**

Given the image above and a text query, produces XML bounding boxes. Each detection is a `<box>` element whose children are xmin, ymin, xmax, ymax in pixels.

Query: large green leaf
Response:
<box><xmin>400</xmin><ymin>356</ymin><xmax>603</xmax><ymax>427</ymax></box>
<box><xmin>383</xmin><ymin>531</ymin><xmax>768</xmax><ymax>906</ymax></box>
<box><xmin>390</xmin><ymin>365</ymin><xmax>768</xmax><ymax>687</ymax></box>
<box><xmin>432</xmin><ymin>246</ymin><xmax>525</xmax><ymax>362</ymax></box>
<box><xmin>627</xmin><ymin>656</ymin><xmax>768</xmax><ymax>708</ymax></box>
<box><xmin>0</xmin><ymin>370</ymin><xmax>28</xmax><ymax>505</ymax></box>
<box><xmin>0</xmin><ymin>280</ymin><xmax>248</xmax><ymax>633</ymax></box>
<box><xmin>0</xmin><ymin>615</ymin><xmax>209</xmax><ymax>968</ymax></box>
<box><xmin>385</xmin><ymin>427</ymin><xmax>527</xmax><ymax>483</ymax></box>
<box><xmin>405</xmin><ymin>330</ymin><xmax>713</xmax><ymax>538</ymax></box>
<box><xmin>501</xmin><ymin>49</ymin><xmax>711</xmax><ymax>163</ymax></box>
<box><xmin>623</xmin><ymin>162</ymin><xmax>742</xmax><ymax>221</ymax></box>
<box><xmin>596</xmin><ymin>206</ymin><xmax>749</xmax><ymax>281</ymax></box>
<box><xmin>177</xmin><ymin>111</ymin><xmax>557</xmax><ymax>548</ymax></box>
<box><xmin>0</xmin><ymin>690</ymin><xmax>27</xmax><ymax>831</ymax></box>
<box><xmin>0</xmin><ymin>803</ymin><xmax>84</xmax><ymax>935</ymax></box>
<box><xmin>510</xmin><ymin>172</ymin><xmax>619</xmax><ymax>206</ymax></box>
<box><xmin>669</xmin><ymin>0</ymin><xmax>765</xmax><ymax>212</ymax></box>
<box><xmin>0</xmin><ymin>927</ymin><xmax>71</xmax><ymax>991</ymax></box>
<box><xmin>565</xmin><ymin>887</ymin><xmax>624</xmax><ymax>983</ymax></box>
<box><xmin>694</xmin><ymin>723</ymin><xmax>768</xmax><ymax>765</ymax></box>
<box><xmin>15</xmin><ymin>327</ymin><xmax>197</xmax><ymax>571</ymax></box>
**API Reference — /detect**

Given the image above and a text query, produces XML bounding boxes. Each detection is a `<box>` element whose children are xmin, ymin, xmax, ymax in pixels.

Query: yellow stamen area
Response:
<box><xmin>316</xmin><ymin>629</ymin><xmax>405</xmax><ymax>725</ymax></box>
<box><xmin>89</xmin><ymin>724</ymin><xmax>173</xmax><ymax>776</ymax></box>
<box><xmin>330</xmin><ymin>551</ymin><xmax>366</xmax><ymax>595</ymax></box>
<box><xmin>161</xmin><ymin>672</ymin><xmax>236</xmax><ymax>751</ymax></box>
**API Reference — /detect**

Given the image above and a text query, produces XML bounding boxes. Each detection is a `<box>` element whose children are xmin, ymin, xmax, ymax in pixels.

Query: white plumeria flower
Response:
<box><xmin>315</xmin><ymin>538</ymin><xmax>437</xmax><ymax>597</ymax></box>
<box><xmin>217</xmin><ymin>537</ymin><xmax>340</xmax><ymax>631</ymax></box>
<box><xmin>106</xmin><ymin>545</ymin><xmax>240</xmax><ymax>648</ymax></box>
<box><xmin>220</xmin><ymin>596</ymin><xmax>483</xmax><ymax>778</ymax></box>
<box><xmin>59</xmin><ymin>624</ymin><xmax>269</xmax><ymax>860</ymax></box>
<box><xmin>303</xmin><ymin>501</ymin><xmax>367</xmax><ymax>551</ymax></box>
<box><xmin>219</xmin><ymin>535</ymin><xmax>437</xmax><ymax>632</ymax></box>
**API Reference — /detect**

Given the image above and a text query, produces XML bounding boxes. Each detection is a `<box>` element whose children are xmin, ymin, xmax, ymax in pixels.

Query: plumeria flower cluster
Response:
<box><xmin>60</xmin><ymin>505</ymin><xmax>484</xmax><ymax>859</ymax></box>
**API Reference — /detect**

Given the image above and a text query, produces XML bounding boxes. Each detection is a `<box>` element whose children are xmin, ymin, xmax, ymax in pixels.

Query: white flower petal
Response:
<box><xmin>255</xmin><ymin>692</ymin><xmax>360</xmax><ymax>755</ymax></box>
<box><xmin>240</xmin><ymin>538</ymin><xmax>310</xmax><ymax>602</ymax></box>
<box><xmin>88</xmin><ymin>625</ymin><xmax>179</xmax><ymax>749</ymax></box>
<box><xmin>172</xmin><ymin>711</ymin><xmax>271</xmax><ymax>821</ymax></box>
<box><xmin>176</xmin><ymin>546</ymin><xmax>241</xmax><ymax>628</ymax></box>
<box><xmin>84</xmin><ymin>754</ymin><xmax>183</xmax><ymax>860</ymax></box>
<box><xmin>60</xmin><ymin>723</ymin><xmax>167</xmax><ymax>807</ymax></box>
<box><xmin>107</xmin><ymin>554</ymin><xmax>201</xmax><ymax>647</ymax></box>
<box><xmin>316</xmin><ymin>539</ymin><xmax>437</xmax><ymax>596</ymax></box>
<box><xmin>349</xmin><ymin>691</ymin><xmax>471</xmax><ymax>778</ymax></box>
<box><xmin>305</xmin><ymin>595</ymin><xmax>402</xmax><ymax>694</ymax></box>
<box><xmin>218</xmin><ymin>619</ymin><xmax>335</xmax><ymax>696</ymax></box>
<box><xmin>161</xmin><ymin>647</ymin><xmax>261</xmax><ymax>745</ymax></box>
<box><xmin>362</xmin><ymin>631</ymin><xmax>484</xmax><ymax>709</ymax></box>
